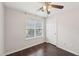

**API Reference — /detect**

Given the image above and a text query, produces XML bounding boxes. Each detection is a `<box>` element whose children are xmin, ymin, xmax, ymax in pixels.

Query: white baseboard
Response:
<box><xmin>57</xmin><ymin>45</ymin><xmax>78</xmax><ymax>56</ymax></box>
<box><xmin>48</xmin><ymin>42</ymin><xmax>78</xmax><ymax>55</ymax></box>
<box><xmin>5</xmin><ymin>41</ymin><xmax>45</xmax><ymax>56</ymax></box>
<box><xmin>5</xmin><ymin>41</ymin><xmax>78</xmax><ymax>56</ymax></box>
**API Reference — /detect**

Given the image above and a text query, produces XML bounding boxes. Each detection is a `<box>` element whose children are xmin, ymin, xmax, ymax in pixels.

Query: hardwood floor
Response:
<box><xmin>7</xmin><ymin>42</ymin><xmax>76</xmax><ymax>56</ymax></box>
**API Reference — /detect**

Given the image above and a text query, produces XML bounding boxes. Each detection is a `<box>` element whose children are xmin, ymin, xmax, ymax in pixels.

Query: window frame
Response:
<box><xmin>25</xmin><ymin>18</ymin><xmax>44</xmax><ymax>40</ymax></box>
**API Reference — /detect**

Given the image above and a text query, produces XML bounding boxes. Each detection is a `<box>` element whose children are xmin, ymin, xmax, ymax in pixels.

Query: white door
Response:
<box><xmin>46</xmin><ymin>19</ymin><xmax>57</xmax><ymax>45</ymax></box>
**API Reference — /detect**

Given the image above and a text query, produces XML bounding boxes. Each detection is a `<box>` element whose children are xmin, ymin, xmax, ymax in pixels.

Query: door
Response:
<box><xmin>46</xmin><ymin>19</ymin><xmax>57</xmax><ymax>45</ymax></box>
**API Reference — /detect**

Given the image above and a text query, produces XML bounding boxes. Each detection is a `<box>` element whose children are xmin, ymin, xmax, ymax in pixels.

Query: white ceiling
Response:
<box><xmin>3</xmin><ymin>2</ymin><xmax>79</xmax><ymax>18</ymax></box>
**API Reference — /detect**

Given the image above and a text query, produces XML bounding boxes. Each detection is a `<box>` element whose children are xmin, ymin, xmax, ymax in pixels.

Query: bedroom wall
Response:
<box><xmin>56</xmin><ymin>8</ymin><xmax>79</xmax><ymax>55</ymax></box>
<box><xmin>0</xmin><ymin>3</ymin><xmax>4</xmax><ymax>56</ymax></box>
<box><xmin>4</xmin><ymin>8</ymin><xmax>45</xmax><ymax>55</ymax></box>
<box><xmin>46</xmin><ymin>7</ymin><xmax>79</xmax><ymax>55</ymax></box>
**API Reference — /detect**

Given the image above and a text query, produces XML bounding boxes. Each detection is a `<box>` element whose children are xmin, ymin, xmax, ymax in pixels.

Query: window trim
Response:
<box><xmin>25</xmin><ymin>19</ymin><xmax>44</xmax><ymax>40</ymax></box>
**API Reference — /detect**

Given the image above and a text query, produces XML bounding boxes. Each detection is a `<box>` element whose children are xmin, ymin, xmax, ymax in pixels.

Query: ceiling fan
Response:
<box><xmin>38</xmin><ymin>2</ymin><xmax>64</xmax><ymax>14</ymax></box>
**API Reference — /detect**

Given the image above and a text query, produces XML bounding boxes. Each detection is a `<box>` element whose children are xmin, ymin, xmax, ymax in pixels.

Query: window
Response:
<box><xmin>26</xmin><ymin>29</ymin><xmax>34</xmax><ymax>38</ymax></box>
<box><xmin>25</xmin><ymin>19</ymin><xmax>43</xmax><ymax>39</ymax></box>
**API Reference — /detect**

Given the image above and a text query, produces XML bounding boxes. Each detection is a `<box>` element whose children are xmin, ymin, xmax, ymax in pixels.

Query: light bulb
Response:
<box><xmin>43</xmin><ymin>5</ymin><xmax>46</xmax><ymax>10</ymax></box>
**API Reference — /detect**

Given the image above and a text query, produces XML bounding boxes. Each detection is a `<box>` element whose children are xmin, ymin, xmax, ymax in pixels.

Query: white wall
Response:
<box><xmin>56</xmin><ymin>8</ymin><xmax>79</xmax><ymax>55</ymax></box>
<box><xmin>46</xmin><ymin>7</ymin><xmax>79</xmax><ymax>55</ymax></box>
<box><xmin>0</xmin><ymin>3</ymin><xmax>4</xmax><ymax>56</ymax></box>
<box><xmin>5</xmin><ymin>8</ymin><xmax>45</xmax><ymax>55</ymax></box>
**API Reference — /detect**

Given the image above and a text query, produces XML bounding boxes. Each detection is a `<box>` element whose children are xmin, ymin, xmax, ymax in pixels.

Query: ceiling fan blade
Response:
<box><xmin>51</xmin><ymin>4</ymin><xmax>64</xmax><ymax>9</ymax></box>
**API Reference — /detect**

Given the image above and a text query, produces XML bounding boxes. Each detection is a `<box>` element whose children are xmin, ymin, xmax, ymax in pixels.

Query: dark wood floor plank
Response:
<box><xmin>7</xmin><ymin>42</ymin><xmax>76</xmax><ymax>56</ymax></box>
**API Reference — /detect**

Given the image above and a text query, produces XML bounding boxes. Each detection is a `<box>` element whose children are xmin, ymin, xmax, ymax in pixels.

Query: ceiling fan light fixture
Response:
<box><xmin>38</xmin><ymin>2</ymin><xmax>64</xmax><ymax>14</ymax></box>
<box><xmin>43</xmin><ymin>5</ymin><xmax>46</xmax><ymax>10</ymax></box>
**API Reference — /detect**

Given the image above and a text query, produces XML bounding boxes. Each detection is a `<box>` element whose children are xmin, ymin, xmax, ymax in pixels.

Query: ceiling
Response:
<box><xmin>3</xmin><ymin>2</ymin><xmax>79</xmax><ymax>18</ymax></box>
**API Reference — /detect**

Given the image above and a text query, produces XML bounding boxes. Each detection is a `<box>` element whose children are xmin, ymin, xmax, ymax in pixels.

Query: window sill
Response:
<box><xmin>26</xmin><ymin>36</ymin><xmax>43</xmax><ymax>40</ymax></box>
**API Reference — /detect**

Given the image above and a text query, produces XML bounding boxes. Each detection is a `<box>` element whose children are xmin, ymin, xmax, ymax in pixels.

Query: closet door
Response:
<box><xmin>46</xmin><ymin>19</ymin><xmax>57</xmax><ymax>45</ymax></box>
